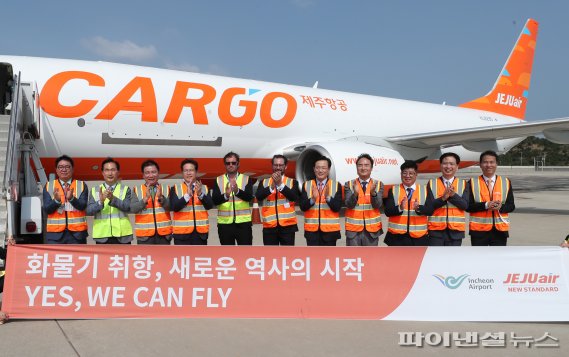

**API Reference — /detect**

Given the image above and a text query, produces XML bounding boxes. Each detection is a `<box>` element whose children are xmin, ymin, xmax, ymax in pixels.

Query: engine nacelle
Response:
<box><xmin>295</xmin><ymin>142</ymin><xmax>404</xmax><ymax>185</ymax></box>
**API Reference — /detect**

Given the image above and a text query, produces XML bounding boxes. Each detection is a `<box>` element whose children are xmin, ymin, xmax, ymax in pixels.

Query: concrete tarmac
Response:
<box><xmin>1</xmin><ymin>170</ymin><xmax>568</xmax><ymax>356</ymax></box>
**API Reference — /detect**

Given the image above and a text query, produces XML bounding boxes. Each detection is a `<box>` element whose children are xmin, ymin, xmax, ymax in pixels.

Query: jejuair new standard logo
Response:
<box><xmin>433</xmin><ymin>274</ymin><xmax>470</xmax><ymax>289</ymax></box>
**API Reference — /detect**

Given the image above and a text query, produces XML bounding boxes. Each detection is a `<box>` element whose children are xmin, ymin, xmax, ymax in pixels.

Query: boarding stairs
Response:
<box><xmin>0</xmin><ymin>74</ymin><xmax>47</xmax><ymax>255</ymax></box>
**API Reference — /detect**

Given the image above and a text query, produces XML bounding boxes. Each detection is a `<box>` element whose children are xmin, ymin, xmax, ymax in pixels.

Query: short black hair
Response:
<box><xmin>141</xmin><ymin>159</ymin><xmax>159</xmax><ymax>172</ymax></box>
<box><xmin>479</xmin><ymin>150</ymin><xmax>499</xmax><ymax>163</ymax></box>
<box><xmin>313</xmin><ymin>156</ymin><xmax>332</xmax><ymax>169</ymax></box>
<box><xmin>223</xmin><ymin>151</ymin><xmax>240</xmax><ymax>163</ymax></box>
<box><xmin>181</xmin><ymin>158</ymin><xmax>199</xmax><ymax>171</ymax></box>
<box><xmin>272</xmin><ymin>154</ymin><xmax>288</xmax><ymax>165</ymax></box>
<box><xmin>55</xmin><ymin>155</ymin><xmax>74</xmax><ymax>168</ymax></box>
<box><xmin>400</xmin><ymin>160</ymin><xmax>418</xmax><ymax>172</ymax></box>
<box><xmin>439</xmin><ymin>152</ymin><xmax>460</xmax><ymax>165</ymax></box>
<box><xmin>356</xmin><ymin>153</ymin><xmax>374</xmax><ymax>168</ymax></box>
<box><xmin>101</xmin><ymin>157</ymin><xmax>120</xmax><ymax>171</ymax></box>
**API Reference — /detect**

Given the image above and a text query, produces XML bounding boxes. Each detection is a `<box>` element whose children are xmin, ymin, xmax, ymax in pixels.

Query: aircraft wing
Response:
<box><xmin>384</xmin><ymin>117</ymin><xmax>569</xmax><ymax>148</ymax></box>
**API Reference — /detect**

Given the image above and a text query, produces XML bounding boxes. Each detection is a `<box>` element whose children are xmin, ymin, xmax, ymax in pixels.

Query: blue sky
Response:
<box><xmin>4</xmin><ymin>1</ymin><xmax>568</xmax><ymax>120</ymax></box>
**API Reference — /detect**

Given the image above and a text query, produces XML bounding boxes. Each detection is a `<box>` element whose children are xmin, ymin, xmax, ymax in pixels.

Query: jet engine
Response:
<box><xmin>295</xmin><ymin>142</ymin><xmax>404</xmax><ymax>186</ymax></box>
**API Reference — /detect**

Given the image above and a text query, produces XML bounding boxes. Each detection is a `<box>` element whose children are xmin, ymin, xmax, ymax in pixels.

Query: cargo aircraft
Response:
<box><xmin>1</xmin><ymin>18</ymin><xmax>568</xmax><ymax>189</ymax></box>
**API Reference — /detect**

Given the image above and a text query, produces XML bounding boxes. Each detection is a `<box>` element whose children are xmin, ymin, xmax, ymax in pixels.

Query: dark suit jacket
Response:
<box><xmin>42</xmin><ymin>179</ymin><xmax>89</xmax><ymax>241</ymax></box>
<box><xmin>255</xmin><ymin>177</ymin><xmax>300</xmax><ymax>232</ymax></box>
<box><xmin>465</xmin><ymin>175</ymin><xmax>515</xmax><ymax>238</ymax></box>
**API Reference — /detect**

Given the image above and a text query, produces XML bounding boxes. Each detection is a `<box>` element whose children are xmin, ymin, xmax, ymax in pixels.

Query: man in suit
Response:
<box><xmin>466</xmin><ymin>150</ymin><xmax>515</xmax><ymax>246</ymax></box>
<box><xmin>130</xmin><ymin>160</ymin><xmax>172</xmax><ymax>245</ymax></box>
<box><xmin>426</xmin><ymin>152</ymin><xmax>469</xmax><ymax>246</ymax></box>
<box><xmin>299</xmin><ymin>156</ymin><xmax>343</xmax><ymax>246</ymax></box>
<box><xmin>86</xmin><ymin>158</ymin><xmax>133</xmax><ymax>244</ymax></box>
<box><xmin>344</xmin><ymin>153</ymin><xmax>384</xmax><ymax>246</ymax></box>
<box><xmin>169</xmin><ymin>159</ymin><xmax>214</xmax><ymax>245</ymax></box>
<box><xmin>383</xmin><ymin>160</ymin><xmax>432</xmax><ymax>246</ymax></box>
<box><xmin>255</xmin><ymin>155</ymin><xmax>300</xmax><ymax>245</ymax></box>
<box><xmin>43</xmin><ymin>155</ymin><xmax>89</xmax><ymax>244</ymax></box>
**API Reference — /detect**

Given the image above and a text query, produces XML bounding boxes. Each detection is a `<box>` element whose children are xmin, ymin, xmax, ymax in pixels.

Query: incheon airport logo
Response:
<box><xmin>433</xmin><ymin>274</ymin><xmax>470</xmax><ymax>289</ymax></box>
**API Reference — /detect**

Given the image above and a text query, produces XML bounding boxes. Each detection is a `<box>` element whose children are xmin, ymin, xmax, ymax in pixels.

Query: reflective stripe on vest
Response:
<box><xmin>303</xmin><ymin>179</ymin><xmax>341</xmax><ymax>232</ymax></box>
<box><xmin>91</xmin><ymin>183</ymin><xmax>133</xmax><ymax>238</ymax></box>
<box><xmin>260</xmin><ymin>176</ymin><xmax>297</xmax><ymax>228</ymax></box>
<box><xmin>387</xmin><ymin>184</ymin><xmax>428</xmax><ymax>238</ymax></box>
<box><xmin>469</xmin><ymin>176</ymin><xmax>510</xmax><ymax>232</ymax></box>
<box><xmin>133</xmin><ymin>184</ymin><xmax>172</xmax><ymax>237</ymax></box>
<box><xmin>216</xmin><ymin>174</ymin><xmax>251</xmax><ymax>224</ymax></box>
<box><xmin>172</xmin><ymin>182</ymin><xmax>210</xmax><ymax>234</ymax></box>
<box><xmin>345</xmin><ymin>179</ymin><xmax>382</xmax><ymax>232</ymax></box>
<box><xmin>427</xmin><ymin>177</ymin><xmax>466</xmax><ymax>231</ymax></box>
<box><xmin>46</xmin><ymin>179</ymin><xmax>87</xmax><ymax>232</ymax></box>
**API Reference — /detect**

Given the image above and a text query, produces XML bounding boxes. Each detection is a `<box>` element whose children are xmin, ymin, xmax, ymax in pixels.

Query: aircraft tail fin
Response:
<box><xmin>459</xmin><ymin>19</ymin><xmax>538</xmax><ymax>120</ymax></box>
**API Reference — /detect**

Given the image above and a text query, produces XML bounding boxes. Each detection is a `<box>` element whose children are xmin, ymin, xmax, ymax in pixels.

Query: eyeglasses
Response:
<box><xmin>225</xmin><ymin>161</ymin><xmax>238</xmax><ymax>166</ymax></box>
<box><xmin>57</xmin><ymin>165</ymin><xmax>72</xmax><ymax>170</ymax></box>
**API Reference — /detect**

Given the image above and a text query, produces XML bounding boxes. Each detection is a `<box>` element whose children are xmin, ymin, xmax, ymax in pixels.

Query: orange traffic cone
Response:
<box><xmin>251</xmin><ymin>197</ymin><xmax>262</xmax><ymax>225</ymax></box>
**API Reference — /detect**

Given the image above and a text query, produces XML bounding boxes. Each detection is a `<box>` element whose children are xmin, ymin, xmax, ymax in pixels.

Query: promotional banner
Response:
<box><xmin>2</xmin><ymin>245</ymin><xmax>569</xmax><ymax>321</ymax></box>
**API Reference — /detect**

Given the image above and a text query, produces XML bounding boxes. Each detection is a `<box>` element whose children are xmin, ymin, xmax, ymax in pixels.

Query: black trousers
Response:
<box><xmin>470</xmin><ymin>229</ymin><xmax>508</xmax><ymax>246</ymax></box>
<box><xmin>95</xmin><ymin>237</ymin><xmax>132</xmax><ymax>244</ymax></box>
<box><xmin>304</xmin><ymin>231</ymin><xmax>340</xmax><ymax>246</ymax></box>
<box><xmin>174</xmin><ymin>232</ymin><xmax>208</xmax><ymax>245</ymax></box>
<box><xmin>218</xmin><ymin>222</ymin><xmax>253</xmax><ymax>245</ymax></box>
<box><xmin>263</xmin><ymin>230</ymin><xmax>295</xmax><ymax>246</ymax></box>
<box><xmin>384</xmin><ymin>232</ymin><xmax>429</xmax><ymax>246</ymax></box>
<box><xmin>137</xmin><ymin>234</ymin><xmax>172</xmax><ymax>245</ymax></box>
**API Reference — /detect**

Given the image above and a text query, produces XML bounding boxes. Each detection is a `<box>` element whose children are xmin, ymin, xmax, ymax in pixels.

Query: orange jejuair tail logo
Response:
<box><xmin>459</xmin><ymin>19</ymin><xmax>538</xmax><ymax>120</ymax></box>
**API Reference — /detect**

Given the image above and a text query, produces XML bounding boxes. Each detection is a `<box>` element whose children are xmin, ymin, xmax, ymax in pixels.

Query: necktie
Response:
<box><xmin>445</xmin><ymin>180</ymin><xmax>451</xmax><ymax>188</ymax></box>
<box><xmin>406</xmin><ymin>188</ymin><xmax>414</xmax><ymax>199</ymax></box>
<box><xmin>318</xmin><ymin>182</ymin><xmax>324</xmax><ymax>191</ymax></box>
<box><xmin>487</xmin><ymin>179</ymin><xmax>494</xmax><ymax>193</ymax></box>
<box><xmin>361</xmin><ymin>181</ymin><xmax>367</xmax><ymax>193</ymax></box>
<box><xmin>150</xmin><ymin>186</ymin><xmax>156</xmax><ymax>197</ymax></box>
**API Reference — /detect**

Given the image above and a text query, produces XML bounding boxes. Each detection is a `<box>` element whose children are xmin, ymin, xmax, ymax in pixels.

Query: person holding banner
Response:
<box><xmin>383</xmin><ymin>160</ymin><xmax>432</xmax><ymax>246</ymax></box>
<box><xmin>42</xmin><ymin>155</ymin><xmax>89</xmax><ymax>244</ymax></box>
<box><xmin>212</xmin><ymin>152</ymin><xmax>255</xmax><ymax>245</ymax></box>
<box><xmin>130</xmin><ymin>160</ymin><xmax>173</xmax><ymax>245</ymax></box>
<box><xmin>466</xmin><ymin>150</ymin><xmax>515</xmax><ymax>246</ymax></box>
<box><xmin>343</xmin><ymin>153</ymin><xmax>384</xmax><ymax>246</ymax></box>
<box><xmin>299</xmin><ymin>156</ymin><xmax>343</xmax><ymax>246</ymax></box>
<box><xmin>426</xmin><ymin>152</ymin><xmax>469</xmax><ymax>246</ymax></box>
<box><xmin>255</xmin><ymin>155</ymin><xmax>300</xmax><ymax>246</ymax></box>
<box><xmin>86</xmin><ymin>158</ymin><xmax>133</xmax><ymax>244</ymax></box>
<box><xmin>169</xmin><ymin>159</ymin><xmax>214</xmax><ymax>245</ymax></box>
<box><xmin>0</xmin><ymin>237</ymin><xmax>15</xmax><ymax>324</ymax></box>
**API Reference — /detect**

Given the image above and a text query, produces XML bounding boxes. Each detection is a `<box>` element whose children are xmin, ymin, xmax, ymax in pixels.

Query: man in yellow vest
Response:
<box><xmin>43</xmin><ymin>155</ymin><xmax>89</xmax><ymax>244</ymax></box>
<box><xmin>299</xmin><ymin>156</ymin><xmax>343</xmax><ymax>246</ymax></box>
<box><xmin>169</xmin><ymin>159</ymin><xmax>214</xmax><ymax>245</ymax></box>
<box><xmin>466</xmin><ymin>150</ymin><xmax>515</xmax><ymax>246</ymax></box>
<box><xmin>212</xmin><ymin>152</ymin><xmax>254</xmax><ymax>245</ymax></box>
<box><xmin>86</xmin><ymin>158</ymin><xmax>133</xmax><ymax>244</ymax></box>
<box><xmin>344</xmin><ymin>153</ymin><xmax>384</xmax><ymax>246</ymax></box>
<box><xmin>384</xmin><ymin>160</ymin><xmax>432</xmax><ymax>246</ymax></box>
<box><xmin>426</xmin><ymin>152</ymin><xmax>468</xmax><ymax>246</ymax></box>
<box><xmin>130</xmin><ymin>160</ymin><xmax>172</xmax><ymax>245</ymax></box>
<box><xmin>255</xmin><ymin>154</ymin><xmax>300</xmax><ymax>245</ymax></box>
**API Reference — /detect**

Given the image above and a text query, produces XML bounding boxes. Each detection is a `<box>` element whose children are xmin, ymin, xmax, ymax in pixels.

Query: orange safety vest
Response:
<box><xmin>171</xmin><ymin>182</ymin><xmax>209</xmax><ymax>234</ymax></box>
<box><xmin>260</xmin><ymin>176</ymin><xmax>297</xmax><ymax>228</ymax></box>
<box><xmin>387</xmin><ymin>184</ymin><xmax>428</xmax><ymax>238</ymax></box>
<box><xmin>345</xmin><ymin>179</ymin><xmax>382</xmax><ymax>233</ymax></box>
<box><xmin>427</xmin><ymin>177</ymin><xmax>467</xmax><ymax>232</ymax></box>
<box><xmin>469</xmin><ymin>176</ymin><xmax>510</xmax><ymax>232</ymax></box>
<box><xmin>303</xmin><ymin>179</ymin><xmax>342</xmax><ymax>232</ymax></box>
<box><xmin>45</xmin><ymin>179</ymin><xmax>88</xmax><ymax>232</ymax></box>
<box><xmin>133</xmin><ymin>184</ymin><xmax>173</xmax><ymax>237</ymax></box>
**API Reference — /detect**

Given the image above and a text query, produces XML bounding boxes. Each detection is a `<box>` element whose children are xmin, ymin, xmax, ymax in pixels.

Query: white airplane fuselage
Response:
<box><xmin>0</xmin><ymin>55</ymin><xmax>522</xmax><ymax>183</ymax></box>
